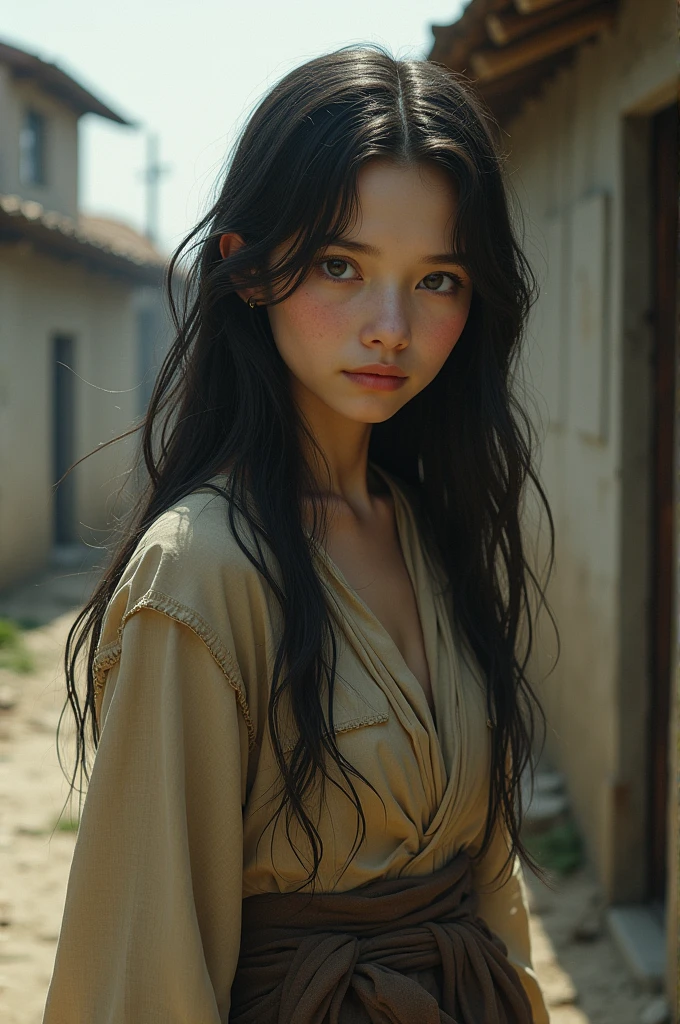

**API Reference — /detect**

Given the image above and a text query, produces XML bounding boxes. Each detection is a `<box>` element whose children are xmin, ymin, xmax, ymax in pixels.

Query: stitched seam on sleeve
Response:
<box><xmin>93</xmin><ymin>589</ymin><xmax>256</xmax><ymax>750</ymax></box>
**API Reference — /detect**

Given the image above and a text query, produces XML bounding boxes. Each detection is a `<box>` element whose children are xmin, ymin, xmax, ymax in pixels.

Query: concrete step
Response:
<box><xmin>606</xmin><ymin>905</ymin><xmax>666</xmax><ymax>992</ymax></box>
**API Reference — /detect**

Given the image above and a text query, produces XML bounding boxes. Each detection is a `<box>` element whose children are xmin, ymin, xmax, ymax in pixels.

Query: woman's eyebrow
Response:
<box><xmin>421</xmin><ymin>252</ymin><xmax>467</xmax><ymax>266</ymax></box>
<box><xmin>327</xmin><ymin>238</ymin><xmax>381</xmax><ymax>257</ymax></box>
<box><xmin>327</xmin><ymin>238</ymin><xmax>466</xmax><ymax>266</ymax></box>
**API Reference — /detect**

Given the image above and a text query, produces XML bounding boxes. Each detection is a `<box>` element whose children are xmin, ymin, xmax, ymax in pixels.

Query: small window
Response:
<box><xmin>19</xmin><ymin>110</ymin><xmax>46</xmax><ymax>186</ymax></box>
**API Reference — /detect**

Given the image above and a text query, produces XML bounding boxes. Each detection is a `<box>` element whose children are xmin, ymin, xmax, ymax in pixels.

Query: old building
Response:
<box><xmin>430</xmin><ymin>0</ymin><xmax>676</xmax><ymax>999</ymax></box>
<box><xmin>0</xmin><ymin>41</ymin><xmax>171</xmax><ymax>589</ymax></box>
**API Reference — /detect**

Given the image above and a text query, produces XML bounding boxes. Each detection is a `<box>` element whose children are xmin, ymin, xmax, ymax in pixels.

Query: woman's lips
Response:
<box><xmin>342</xmin><ymin>371</ymin><xmax>408</xmax><ymax>391</ymax></box>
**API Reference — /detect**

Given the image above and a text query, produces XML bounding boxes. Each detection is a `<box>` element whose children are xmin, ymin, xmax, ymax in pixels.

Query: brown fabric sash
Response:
<box><xmin>230</xmin><ymin>850</ymin><xmax>534</xmax><ymax>1024</ymax></box>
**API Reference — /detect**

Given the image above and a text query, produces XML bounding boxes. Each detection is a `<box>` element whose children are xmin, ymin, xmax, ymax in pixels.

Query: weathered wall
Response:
<box><xmin>0</xmin><ymin>249</ymin><xmax>139</xmax><ymax>587</ymax></box>
<box><xmin>506</xmin><ymin>0</ymin><xmax>676</xmax><ymax>902</ymax></box>
<box><xmin>0</xmin><ymin>67</ymin><xmax>79</xmax><ymax>218</ymax></box>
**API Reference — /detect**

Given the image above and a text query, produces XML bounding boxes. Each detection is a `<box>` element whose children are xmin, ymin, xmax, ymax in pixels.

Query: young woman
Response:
<box><xmin>43</xmin><ymin>47</ymin><xmax>554</xmax><ymax>1024</ymax></box>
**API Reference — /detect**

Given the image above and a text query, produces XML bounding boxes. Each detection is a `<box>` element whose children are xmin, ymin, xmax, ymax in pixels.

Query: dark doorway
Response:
<box><xmin>648</xmin><ymin>103</ymin><xmax>677</xmax><ymax>907</ymax></box>
<box><xmin>52</xmin><ymin>335</ymin><xmax>77</xmax><ymax>544</ymax></box>
<box><xmin>137</xmin><ymin>305</ymin><xmax>158</xmax><ymax>415</ymax></box>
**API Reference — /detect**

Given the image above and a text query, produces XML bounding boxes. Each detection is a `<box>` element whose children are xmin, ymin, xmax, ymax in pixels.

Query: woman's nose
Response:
<box><xmin>358</xmin><ymin>287</ymin><xmax>411</xmax><ymax>350</ymax></box>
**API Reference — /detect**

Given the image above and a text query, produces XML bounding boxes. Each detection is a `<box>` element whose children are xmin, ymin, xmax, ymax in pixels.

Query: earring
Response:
<box><xmin>247</xmin><ymin>296</ymin><xmax>258</xmax><ymax>309</ymax></box>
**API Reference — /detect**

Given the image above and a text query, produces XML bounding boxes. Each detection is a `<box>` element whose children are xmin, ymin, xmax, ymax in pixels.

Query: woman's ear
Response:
<box><xmin>219</xmin><ymin>232</ymin><xmax>260</xmax><ymax>306</ymax></box>
<box><xmin>219</xmin><ymin>232</ymin><xmax>245</xmax><ymax>261</ymax></box>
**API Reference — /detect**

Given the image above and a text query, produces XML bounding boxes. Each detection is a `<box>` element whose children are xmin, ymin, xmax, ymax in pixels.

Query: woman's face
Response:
<box><xmin>266</xmin><ymin>159</ymin><xmax>473</xmax><ymax>424</ymax></box>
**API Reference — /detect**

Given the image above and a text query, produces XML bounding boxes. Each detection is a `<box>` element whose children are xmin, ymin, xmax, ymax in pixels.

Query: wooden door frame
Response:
<box><xmin>647</xmin><ymin>102</ymin><xmax>677</xmax><ymax>907</ymax></box>
<box><xmin>614</xmin><ymin>103</ymin><xmax>676</xmax><ymax>905</ymax></box>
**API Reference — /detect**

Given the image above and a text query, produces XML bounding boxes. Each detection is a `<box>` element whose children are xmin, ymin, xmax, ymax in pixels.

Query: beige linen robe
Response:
<box><xmin>42</xmin><ymin>466</ymin><xmax>548</xmax><ymax>1024</ymax></box>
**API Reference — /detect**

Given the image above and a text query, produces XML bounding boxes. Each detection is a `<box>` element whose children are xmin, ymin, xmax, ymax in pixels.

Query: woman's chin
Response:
<box><xmin>343</xmin><ymin>406</ymin><xmax>403</xmax><ymax>425</ymax></box>
<box><xmin>332</xmin><ymin>394</ymin><xmax>409</xmax><ymax>424</ymax></box>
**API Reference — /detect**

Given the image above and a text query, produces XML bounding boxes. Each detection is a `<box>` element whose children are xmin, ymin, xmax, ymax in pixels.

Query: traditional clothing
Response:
<box><xmin>42</xmin><ymin>466</ymin><xmax>548</xmax><ymax>1024</ymax></box>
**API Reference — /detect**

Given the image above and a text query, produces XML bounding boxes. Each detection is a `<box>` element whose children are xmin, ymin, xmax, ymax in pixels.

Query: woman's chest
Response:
<box><xmin>323</xmin><ymin>508</ymin><xmax>434</xmax><ymax>715</ymax></box>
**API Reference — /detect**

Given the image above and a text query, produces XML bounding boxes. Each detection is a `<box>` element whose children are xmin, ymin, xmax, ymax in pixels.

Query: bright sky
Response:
<box><xmin>3</xmin><ymin>0</ymin><xmax>464</xmax><ymax>254</ymax></box>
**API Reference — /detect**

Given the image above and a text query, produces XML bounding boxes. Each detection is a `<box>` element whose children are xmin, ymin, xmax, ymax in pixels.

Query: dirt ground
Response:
<box><xmin>0</xmin><ymin>558</ymin><xmax>661</xmax><ymax>1023</ymax></box>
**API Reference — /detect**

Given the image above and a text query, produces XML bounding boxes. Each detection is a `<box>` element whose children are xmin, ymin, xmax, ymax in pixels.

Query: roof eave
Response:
<box><xmin>428</xmin><ymin>0</ymin><xmax>620</xmax><ymax>126</ymax></box>
<box><xmin>0</xmin><ymin>198</ymin><xmax>165</xmax><ymax>286</ymax></box>
<box><xmin>0</xmin><ymin>41</ymin><xmax>133</xmax><ymax>125</ymax></box>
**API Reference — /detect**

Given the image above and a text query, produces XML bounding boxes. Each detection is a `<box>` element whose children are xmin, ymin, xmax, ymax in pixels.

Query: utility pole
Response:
<box><xmin>143</xmin><ymin>132</ymin><xmax>170</xmax><ymax>245</ymax></box>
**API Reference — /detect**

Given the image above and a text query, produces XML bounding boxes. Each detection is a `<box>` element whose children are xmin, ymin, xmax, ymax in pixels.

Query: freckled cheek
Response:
<box><xmin>420</xmin><ymin>305</ymin><xmax>470</xmax><ymax>372</ymax></box>
<box><xmin>270</xmin><ymin>292</ymin><xmax>353</xmax><ymax>366</ymax></box>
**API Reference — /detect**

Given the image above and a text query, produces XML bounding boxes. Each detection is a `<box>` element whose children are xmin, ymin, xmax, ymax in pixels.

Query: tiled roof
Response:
<box><xmin>78</xmin><ymin>214</ymin><xmax>167</xmax><ymax>265</ymax></box>
<box><xmin>429</xmin><ymin>0</ymin><xmax>619</xmax><ymax>123</ymax></box>
<box><xmin>0</xmin><ymin>193</ymin><xmax>166</xmax><ymax>284</ymax></box>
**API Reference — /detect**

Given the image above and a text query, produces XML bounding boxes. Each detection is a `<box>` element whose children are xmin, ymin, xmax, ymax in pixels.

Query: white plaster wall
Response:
<box><xmin>0</xmin><ymin>249</ymin><xmax>140</xmax><ymax>587</ymax></box>
<box><xmin>506</xmin><ymin>0</ymin><xmax>676</xmax><ymax>899</ymax></box>
<box><xmin>0</xmin><ymin>72</ymin><xmax>79</xmax><ymax>218</ymax></box>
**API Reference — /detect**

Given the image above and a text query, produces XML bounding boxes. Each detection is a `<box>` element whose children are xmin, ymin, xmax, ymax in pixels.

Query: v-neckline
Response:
<box><xmin>309</xmin><ymin>462</ymin><xmax>443</xmax><ymax>748</ymax></box>
<box><xmin>207</xmin><ymin>464</ymin><xmax>445</xmax><ymax>756</ymax></box>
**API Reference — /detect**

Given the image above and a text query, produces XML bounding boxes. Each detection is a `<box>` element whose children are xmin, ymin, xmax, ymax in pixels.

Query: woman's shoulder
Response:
<box><xmin>132</xmin><ymin>477</ymin><xmax>253</xmax><ymax>576</ymax></box>
<box><xmin>94</xmin><ymin>476</ymin><xmax>266</xmax><ymax>745</ymax></box>
<box><xmin>131</xmin><ymin>472</ymin><xmax>276</xmax><ymax>584</ymax></box>
<box><xmin>96</xmin><ymin>476</ymin><xmax>276</xmax><ymax>670</ymax></box>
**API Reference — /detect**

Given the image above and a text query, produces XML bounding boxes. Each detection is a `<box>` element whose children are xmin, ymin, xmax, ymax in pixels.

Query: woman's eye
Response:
<box><xmin>419</xmin><ymin>272</ymin><xmax>463</xmax><ymax>293</ymax></box>
<box><xmin>321</xmin><ymin>258</ymin><xmax>356</xmax><ymax>280</ymax></box>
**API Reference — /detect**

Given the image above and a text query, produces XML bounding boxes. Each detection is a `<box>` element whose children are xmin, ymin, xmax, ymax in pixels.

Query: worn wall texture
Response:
<box><xmin>506</xmin><ymin>0</ymin><xmax>675</xmax><ymax>910</ymax></box>
<box><xmin>0</xmin><ymin>250</ymin><xmax>139</xmax><ymax>587</ymax></box>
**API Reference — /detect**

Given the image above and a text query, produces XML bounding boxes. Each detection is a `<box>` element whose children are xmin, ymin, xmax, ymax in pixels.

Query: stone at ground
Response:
<box><xmin>607</xmin><ymin>905</ymin><xmax>666</xmax><ymax>991</ymax></box>
<box><xmin>639</xmin><ymin>996</ymin><xmax>671</xmax><ymax>1024</ymax></box>
<box><xmin>570</xmin><ymin>893</ymin><xmax>606</xmax><ymax>942</ymax></box>
<box><xmin>0</xmin><ymin>685</ymin><xmax>17</xmax><ymax>711</ymax></box>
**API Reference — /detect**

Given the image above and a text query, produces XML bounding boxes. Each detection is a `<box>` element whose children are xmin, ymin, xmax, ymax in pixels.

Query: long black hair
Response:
<box><xmin>60</xmin><ymin>45</ymin><xmax>556</xmax><ymax>887</ymax></box>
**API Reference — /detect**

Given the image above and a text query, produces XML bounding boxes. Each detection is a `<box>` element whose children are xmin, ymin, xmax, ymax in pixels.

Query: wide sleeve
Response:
<box><xmin>42</xmin><ymin>608</ymin><xmax>248</xmax><ymax>1024</ymax></box>
<box><xmin>471</xmin><ymin>822</ymin><xmax>549</xmax><ymax>1024</ymax></box>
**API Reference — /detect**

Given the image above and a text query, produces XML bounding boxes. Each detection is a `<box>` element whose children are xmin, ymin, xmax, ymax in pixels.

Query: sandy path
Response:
<box><xmin>0</xmin><ymin>565</ymin><xmax>655</xmax><ymax>1023</ymax></box>
<box><xmin>0</xmin><ymin>612</ymin><xmax>82</xmax><ymax>1024</ymax></box>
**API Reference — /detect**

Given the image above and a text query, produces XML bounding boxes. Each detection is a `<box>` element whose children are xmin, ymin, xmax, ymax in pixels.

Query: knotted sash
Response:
<box><xmin>230</xmin><ymin>850</ymin><xmax>533</xmax><ymax>1023</ymax></box>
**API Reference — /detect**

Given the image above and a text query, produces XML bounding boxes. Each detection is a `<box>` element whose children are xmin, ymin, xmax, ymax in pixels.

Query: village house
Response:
<box><xmin>0</xmin><ymin>40</ymin><xmax>171</xmax><ymax>590</ymax></box>
<box><xmin>429</xmin><ymin>0</ymin><xmax>677</xmax><ymax>1003</ymax></box>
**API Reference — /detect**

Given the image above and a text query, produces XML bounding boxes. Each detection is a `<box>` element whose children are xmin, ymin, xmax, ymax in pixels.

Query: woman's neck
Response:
<box><xmin>292</xmin><ymin>376</ymin><xmax>376</xmax><ymax>515</ymax></box>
